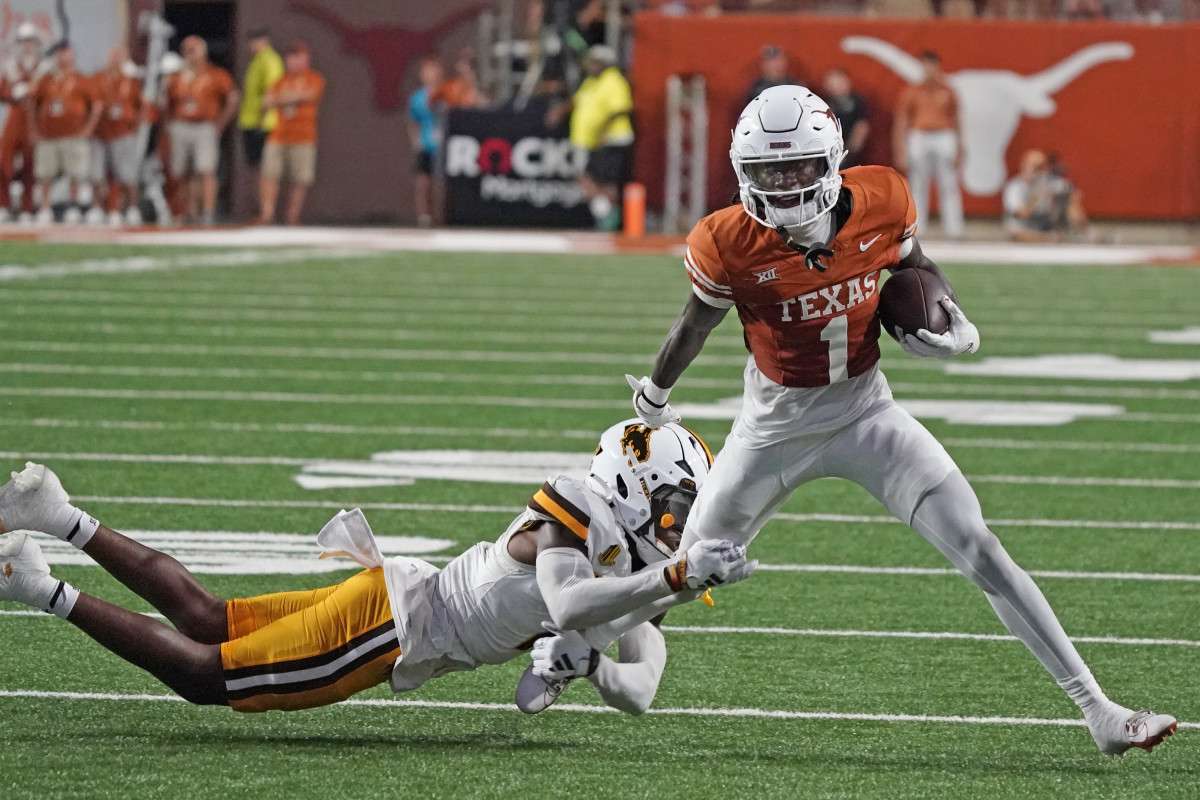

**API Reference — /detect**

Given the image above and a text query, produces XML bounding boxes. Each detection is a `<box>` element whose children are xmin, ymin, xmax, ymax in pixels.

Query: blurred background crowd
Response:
<box><xmin>0</xmin><ymin>0</ymin><xmax>1195</xmax><ymax>240</ymax></box>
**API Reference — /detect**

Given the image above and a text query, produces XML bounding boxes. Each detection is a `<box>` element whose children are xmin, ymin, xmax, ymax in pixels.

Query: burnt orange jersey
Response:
<box><xmin>30</xmin><ymin>70</ymin><xmax>95</xmax><ymax>139</ymax></box>
<box><xmin>93</xmin><ymin>70</ymin><xmax>144</xmax><ymax>141</ymax></box>
<box><xmin>685</xmin><ymin>166</ymin><xmax>917</xmax><ymax>389</ymax></box>
<box><xmin>267</xmin><ymin>69</ymin><xmax>324</xmax><ymax>146</ymax></box>
<box><xmin>166</xmin><ymin>64</ymin><xmax>235</xmax><ymax>123</ymax></box>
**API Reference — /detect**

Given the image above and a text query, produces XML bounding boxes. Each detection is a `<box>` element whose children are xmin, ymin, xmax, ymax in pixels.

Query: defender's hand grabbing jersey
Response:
<box><xmin>686</xmin><ymin>166</ymin><xmax>916</xmax><ymax>389</ymax></box>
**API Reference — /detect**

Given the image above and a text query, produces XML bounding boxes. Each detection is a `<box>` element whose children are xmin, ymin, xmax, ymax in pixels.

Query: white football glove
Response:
<box><xmin>897</xmin><ymin>297</ymin><xmax>980</xmax><ymax>360</ymax></box>
<box><xmin>531</xmin><ymin>623</ymin><xmax>600</xmax><ymax>682</ymax></box>
<box><xmin>664</xmin><ymin>539</ymin><xmax>757</xmax><ymax>591</ymax></box>
<box><xmin>625</xmin><ymin>374</ymin><xmax>680</xmax><ymax>428</ymax></box>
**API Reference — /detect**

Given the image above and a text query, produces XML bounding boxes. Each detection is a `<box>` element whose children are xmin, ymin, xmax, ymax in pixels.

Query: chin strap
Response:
<box><xmin>775</xmin><ymin>225</ymin><xmax>833</xmax><ymax>272</ymax></box>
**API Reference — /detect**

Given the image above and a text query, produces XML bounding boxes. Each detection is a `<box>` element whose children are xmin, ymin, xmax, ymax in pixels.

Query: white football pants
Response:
<box><xmin>682</xmin><ymin>395</ymin><xmax>1091</xmax><ymax>690</ymax></box>
<box><xmin>906</xmin><ymin>129</ymin><xmax>964</xmax><ymax>239</ymax></box>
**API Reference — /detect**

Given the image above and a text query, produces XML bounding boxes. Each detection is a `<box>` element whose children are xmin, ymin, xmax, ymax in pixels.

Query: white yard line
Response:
<box><xmin>890</xmin><ymin>382</ymin><xmax>1200</xmax><ymax>402</ymax></box>
<box><xmin>0</xmin><ymin>362</ymin><xmax>747</xmax><ymax>390</ymax></box>
<box><xmin>7</xmin><ymin>362</ymin><xmax>1200</xmax><ymax>403</ymax></box>
<box><xmin>3</xmin><ymin>386</ymin><xmax>1196</xmax><ymax>423</ymax></box>
<box><xmin>0</xmin><ymin>417</ymin><xmax>605</xmax><ymax>440</ymax></box>
<box><xmin>661</xmin><ymin>625</ymin><xmax>1200</xmax><ymax>647</ymax></box>
<box><xmin>72</xmin><ymin>495</ymin><xmax>521</xmax><ymax>513</ymax></box>
<box><xmin>2</xmin><ymin>313</ymin><xmax>1173</xmax><ymax>347</ymax></box>
<box><xmin>62</xmin><ymin>495</ymin><xmax>1200</xmax><ymax>531</ymax></box>
<box><xmin>4</xmin><ymin>415</ymin><xmax>1195</xmax><ymax>453</ymax></box>
<box><xmin>0</xmin><ymin>339</ymin><xmax>749</xmax><ymax>367</ymax></box>
<box><xmin>0</xmin><ymin>689</ymin><xmax>1193</xmax><ymax>729</ymax></box>
<box><xmin>972</xmin><ymin>475</ymin><xmax>1200</xmax><ymax>489</ymax></box>
<box><xmin>5</xmin><ymin>449</ymin><xmax>1197</xmax><ymax>489</ymax></box>
<box><xmin>754</xmin><ymin>563</ymin><xmax>1200</xmax><ymax>582</ymax></box>
<box><xmin>773</xmin><ymin>511</ymin><xmax>1200</xmax><ymax>531</ymax></box>
<box><xmin>0</xmin><ymin>610</ymin><xmax>1193</xmax><ymax>646</ymax></box>
<box><xmin>0</xmin><ymin>386</ymin><xmax>629</xmax><ymax>410</ymax></box>
<box><xmin>939</xmin><ymin>437</ymin><xmax>1200</xmax><ymax>454</ymax></box>
<box><xmin>0</xmin><ymin>249</ymin><xmax>370</xmax><ymax>282</ymax></box>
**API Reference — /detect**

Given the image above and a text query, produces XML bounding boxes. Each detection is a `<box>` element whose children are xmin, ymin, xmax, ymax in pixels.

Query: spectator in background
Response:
<box><xmin>1003</xmin><ymin>149</ymin><xmax>1099</xmax><ymax>242</ymax></box>
<box><xmin>550</xmin><ymin>44</ymin><xmax>632</xmax><ymax>231</ymax></box>
<box><xmin>238</xmin><ymin>28</ymin><xmax>283</xmax><ymax>212</ymax></box>
<box><xmin>822</xmin><ymin>68</ymin><xmax>869</xmax><ymax>169</ymax></box>
<box><xmin>564</xmin><ymin>0</ymin><xmax>608</xmax><ymax>63</ymax></box>
<box><xmin>407</xmin><ymin>57</ymin><xmax>443</xmax><ymax>228</ymax></box>
<box><xmin>433</xmin><ymin>49</ymin><xmax>485</xmax><ymax>109</ymax></box>
<box><xmin>893</xmin><ymin>50</ymin><xmax>963</xmax><ymax>239</ymax></box>
<box><xmin>89</xmin><ymin>45</ymin><xmax>147</xmax><ymax>226</ymax></box>
<box><xmin>164</xmin><ymin>36</ymin><xmax>239</xmax><ymax>225</ymax></box>
<box><xmin>0</xmin><ymin>23</ymin><xmax>45</xmax><ymax>222</ymax></box>
<box><xmin>28</xmin><ymin>44</ymin><xmax>100</xmax><ymax>225</ymax></box>
<box><xmin>257</xmin><ymin>42</ymin><xmax>324</xmax><ymax>226</ymax></box>
<box><xmin>745</xmin><ymin>45</ymin><xmax>799</xmax><ymax>105</ymax></box>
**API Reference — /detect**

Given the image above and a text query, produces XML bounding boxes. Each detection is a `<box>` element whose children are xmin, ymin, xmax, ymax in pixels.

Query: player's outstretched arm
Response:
<box><xmin>628</xmin><ymin>292</ymin><xmax>728</xmax><ymax>427</ymax></box>
<box><xmin>892</xmin><ymin>237</ymin><xmax>980</xmax><ymax>359</ymax></box>
<box><xmin>534</xmin><ymin>525</ymin><xmax>753</xmax><ymax>632</ymax></box>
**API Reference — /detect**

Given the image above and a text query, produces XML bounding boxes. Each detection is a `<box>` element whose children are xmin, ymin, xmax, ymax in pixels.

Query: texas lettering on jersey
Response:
<box><xmin>684</xmin><ymin>165</ymin><xmax>917</xmax><ymax>388</ymax></box>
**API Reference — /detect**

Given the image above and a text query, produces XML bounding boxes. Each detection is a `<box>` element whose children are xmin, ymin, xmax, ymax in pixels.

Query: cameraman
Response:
<box><xmin>1003</xmin><ymin>149</ymin><xmax>1099</xmax><ymax>243</ymax></box>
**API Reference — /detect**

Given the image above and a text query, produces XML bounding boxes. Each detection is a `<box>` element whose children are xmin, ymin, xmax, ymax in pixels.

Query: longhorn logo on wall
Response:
<box><xmin>841</xmin><ymin>37</ymin><xmax>1133</xmax><ymax>196</ymax></box>
<box><xmin>290</xmin><ymin>2</ymin><xmax>484</xmax><ymax>111</ymax></box>
<box><xmin>443</xmin><ymin>107</ymin><xmax>592</xmax><ymax>227</ymax></box>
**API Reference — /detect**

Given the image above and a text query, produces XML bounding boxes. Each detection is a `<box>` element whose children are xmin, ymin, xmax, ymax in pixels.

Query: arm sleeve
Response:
<box><xmin>684</xmin><ymin>222</ymin><xmax>735</xmax><ymax>309</ymax></box>
<box><xmin>587</xmin><ymin>623</ymin><xmax>666</xmax><ymax>715</ymax></box>
<box><xmin>578</xmin><ymin>587</ymin><xmax>702</xmax><ymax>650</ymax></box>
<box><xmin>536</xmin><ymin>548</ymin><xmax>675</xmax><ymax>631</ymax></box>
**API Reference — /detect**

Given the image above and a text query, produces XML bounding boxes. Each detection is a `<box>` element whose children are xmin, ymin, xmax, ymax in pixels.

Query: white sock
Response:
<box><xmin>44</xmin><ymin>579</ymin><xmax>80</xmax><ymax>619</ymax></box>
<box><xmin>1060</xmin><ymin>669</ymin><xmax>1115</xmax><ymax>720</ymax></box>
<box><xmin>62</xmin><ymin>508</ymin><xmax>99</xmax><ymax>549</ymax></box>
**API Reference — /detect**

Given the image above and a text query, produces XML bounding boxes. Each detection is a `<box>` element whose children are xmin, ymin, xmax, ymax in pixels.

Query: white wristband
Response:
<box><xmin>641</xmin><ymin>379</ymin><xmax>671</xmax><ymax>407</ymax></box>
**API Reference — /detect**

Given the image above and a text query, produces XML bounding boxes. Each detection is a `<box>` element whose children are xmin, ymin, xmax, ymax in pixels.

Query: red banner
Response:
<box><xmin>631</xmin><ymin>15</ymin><xmax>1200</xmax><ymax>220</ymax></box>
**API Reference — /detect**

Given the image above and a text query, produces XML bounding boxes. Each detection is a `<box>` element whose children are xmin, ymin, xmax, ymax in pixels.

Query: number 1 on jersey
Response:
<box><xmin>820</xmin><ymin>315</ymin><xmax>849</xmax><ymax>383</ymax></box>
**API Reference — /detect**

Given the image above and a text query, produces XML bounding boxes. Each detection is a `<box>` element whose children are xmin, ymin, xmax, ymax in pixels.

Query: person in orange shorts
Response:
<box><xmin>0</xmin><ymin>23</ymin><xmax>48</xmax><ymax>221</ymax></box>
<box><xmin>0</xmin><ymin>424</ymin><xmax>752</xmax><ymax>715</ymax></box>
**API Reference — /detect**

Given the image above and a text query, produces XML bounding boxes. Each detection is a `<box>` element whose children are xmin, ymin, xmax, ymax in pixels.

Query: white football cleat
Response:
<box><xmin>0</xmin><ymin>462</ymin><xmax>85</xmax><ymax>541</ymax></box>
<box><xmin>0</xmin><ymin>531</ymin><xmax>59</xmax><ymax>609</ymax></box>
<box><xmin>515</xmin><ymin>662</ymin><xmax>572</xmax><ymax>714</ymax></box>
<box><xmin>1089</xmin><ymin>705</ymin><xmax>1178</xmax><ymax>756</ymax></box>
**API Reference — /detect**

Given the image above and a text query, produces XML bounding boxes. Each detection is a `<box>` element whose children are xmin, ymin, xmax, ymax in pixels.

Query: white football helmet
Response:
<box><xmin>731</xmin><ymin>84</ymin><xmax>845</xmax><ymax>233</ymax></box>
<box><xmin>587</xmin><ymin>419</ymin><xmax>713</xmax><ymax>568</ymax></box>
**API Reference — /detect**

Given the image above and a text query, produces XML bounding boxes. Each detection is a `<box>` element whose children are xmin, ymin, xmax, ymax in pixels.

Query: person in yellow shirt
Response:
<box><xmin>238</xmin><ymin>28</ymin><xmax>284</xmax><ymax>192</ymax></box>
<box><xmin>551</xmin><ymin>46</ymin><xmax>633</xmax><ymax>231</ymax></box>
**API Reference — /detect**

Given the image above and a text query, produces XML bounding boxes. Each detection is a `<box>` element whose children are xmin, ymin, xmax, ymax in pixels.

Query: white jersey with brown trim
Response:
<box><xmin>527</xmin><ymin>474</ymin><xmax>631</xmax><ymax>577</ymax></box>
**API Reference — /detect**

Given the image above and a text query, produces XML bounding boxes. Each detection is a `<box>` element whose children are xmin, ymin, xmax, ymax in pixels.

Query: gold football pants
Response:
<box><xmin>220</xmin><ymin>568</ymin><xmax>399</xmax><ymax>712</ymax></box>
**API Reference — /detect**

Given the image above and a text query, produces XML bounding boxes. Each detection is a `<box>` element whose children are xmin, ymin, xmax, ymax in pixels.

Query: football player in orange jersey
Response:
<box><xmin>628</xmin><ymin>84</ymin><xmax>1175</xmax><ymax>757</ymax></box>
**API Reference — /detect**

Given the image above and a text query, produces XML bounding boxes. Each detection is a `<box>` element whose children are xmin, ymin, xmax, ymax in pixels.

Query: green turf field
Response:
<box><xmin>1</xmin><ymin>241</ymin><xmax>1197</xmax><ymax>798</ymax></box>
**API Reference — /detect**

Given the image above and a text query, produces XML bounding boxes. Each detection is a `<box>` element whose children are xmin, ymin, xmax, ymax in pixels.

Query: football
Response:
<box><xmin>877</xmin><ymin>267</ymin><xmax>953</xmax><ymax>342</ymax></box>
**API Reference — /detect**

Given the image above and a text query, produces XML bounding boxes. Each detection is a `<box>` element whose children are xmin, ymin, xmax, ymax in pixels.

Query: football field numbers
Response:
<box><xmin>821</xmin><ymin>315</ymin><xmax>849</xmax><ymax>383</ymax></box>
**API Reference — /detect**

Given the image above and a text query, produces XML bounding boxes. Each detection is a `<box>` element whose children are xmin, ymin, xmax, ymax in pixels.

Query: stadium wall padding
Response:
<box><xmin>631</xmin><ymin>15</ymin><xmax>1200</xmax><ymax>220</ymax></box>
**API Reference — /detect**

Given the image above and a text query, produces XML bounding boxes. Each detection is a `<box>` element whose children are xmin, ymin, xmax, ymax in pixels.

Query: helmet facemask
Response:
<box><xmin>736</xmin><ymin>148</ymin><xmax>843</xmax><ymax>232</ymax></box>
<box><xmin>625</xmin><ymin>479</ymin><xmax>698</xmax><ymax>570</ymax></box>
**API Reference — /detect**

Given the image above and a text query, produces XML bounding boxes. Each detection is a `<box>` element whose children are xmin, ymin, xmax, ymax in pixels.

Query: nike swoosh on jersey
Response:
<box><xmin>859</xmin><ymin>234</ymin><xmax>883</xmax><ymax>251</ymax></box>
